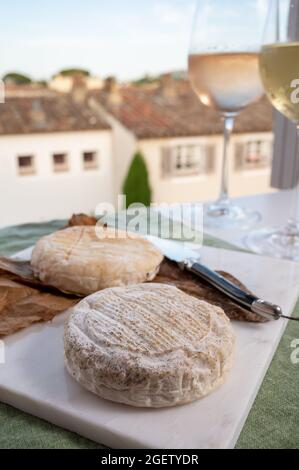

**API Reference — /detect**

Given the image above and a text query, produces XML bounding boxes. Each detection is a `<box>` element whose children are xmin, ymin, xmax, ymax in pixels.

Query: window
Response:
<box><xmin>161</xmin><ymin>144</ymin><xmax>215</xmax><ymax>179</ymax></box>
<box><xmin>53</xmin><ymin>153</ymin><xmax>68</xmax><ymax>172</ymax></box>
<box><xmin>17</xmin><ymin>155</ymin><xmax>35</xmax><ymax>176</ymax></box>
<box><xmin>83</xmin><ymin>151</ymin><xmax>98</xmax><ymax>170</ymax></box>
<box><xmin>235</xmin><ymin>140</ymin><xmax>272</xmax><ymax>171</ymax></box>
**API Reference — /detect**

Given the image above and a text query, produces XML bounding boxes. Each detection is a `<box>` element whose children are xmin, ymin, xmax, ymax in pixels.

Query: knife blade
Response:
<box><xmin>147</xmin><ymin>236</ymin><xmax>283</xmax><ymax>321</ymax></box>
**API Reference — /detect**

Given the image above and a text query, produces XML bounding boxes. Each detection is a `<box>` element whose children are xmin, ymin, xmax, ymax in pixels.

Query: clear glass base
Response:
<box><xmin>204</xmin><ymin>199</ymin><xmax>261</xmax><ymax>229</ymax></box>
<box><xmin>246</xmin><ymin>223</ymin><xmax>299</xmax><ymax>261</ymax></box>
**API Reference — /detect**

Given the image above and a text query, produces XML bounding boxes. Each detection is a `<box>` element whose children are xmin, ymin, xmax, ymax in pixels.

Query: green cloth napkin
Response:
<box><xmin>0</xmin><ymin>220</ymin><xmax>67</xmax><ymax>257</ymax></box>
<box><xmin>0</xmin><ymin>221</ymin><xmax>298</xmax><ymax>449</ymax></box>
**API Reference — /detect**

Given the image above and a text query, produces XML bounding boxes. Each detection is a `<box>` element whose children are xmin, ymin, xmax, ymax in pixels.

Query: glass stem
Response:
<box><xmin>285</xmin><ymin>126</ymin><xmax>299</xmax><ymax>236</ymax></box>
<box><xmin>219</xmin><ymin>114</ymin><xmax>235</xmax><ymax>204</ymax></box>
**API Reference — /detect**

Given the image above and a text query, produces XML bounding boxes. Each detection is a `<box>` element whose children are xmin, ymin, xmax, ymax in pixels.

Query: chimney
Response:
<box><xmin>30</xmin><ymin>99</ymin><xmax>47</xmax><ymax>129</ymax></box>
<box><xmin>71</xmin><ymin>74</ymin><xmax>88</xmax><ymax>104</ymax></box>
<box><xmin>104</xmin><ymin>76</ymin><xmax>122</xmax><ymax>104</ymax></box>
<box><xmin>159</xmin><ymin>73</ymin><xmax>177</xmax><ymax>99</ymax></box>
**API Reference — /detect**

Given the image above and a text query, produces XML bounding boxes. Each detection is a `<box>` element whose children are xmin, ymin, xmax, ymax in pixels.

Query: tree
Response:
<box><xmin>55</xmin><ymin>68</ymin><xmax>90</xmax><ymax>78</ymax></box>
<box><xmin>123</xmin><ymin>152</ymin><xmax>152</xmax><ymax>208</ymax></box>
<box><xmin>36</xmin><ymin>80</ymin><xmax>48</xmax><ymax>87</ymax></box>
<box><xmin>133</xmin><ymin>74</ymin><xmax>158</xmax><ymax>87</ymax></box>
<box><xmin>3</xmin><ymin>72</ymin><xmax>32</xmax><ymax>85</ymax></box>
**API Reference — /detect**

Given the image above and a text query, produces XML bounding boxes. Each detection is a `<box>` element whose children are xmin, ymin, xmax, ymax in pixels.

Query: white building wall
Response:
<box><xmin>89</xmin><ymin>98</ymin><xmax>137</xmax><ymax>203</ymax></box>
<box><xmin>49</xmin><ymin>76</ymin><xmax>73</xmax><ymax>93</ymax></box>
<box><xmin>49</xmin><ymin>75</ymin><xmax>104</xmax><ymax>93</ymax></box>
<box><xmin>139</xmin><ymin>136</ymin><xmax>222</xmax><ymax>204</ymax></box>
<box><xmin>89</xmin><ymin>100</ymin><xmax>275</xmax><ymax>205</ymax></box>
<box><xmin>139</xmin><ymin>132</ymin><xmax>274</xmax><ymax>204</ymax></box>
<box><xmin>106</xmin><ymin>115</ymin><xmax>137</xmax><ymax>202</ymax></box>
<box><xmin>0</xmin><ymin>130</ymin><xmax>113</xmax><ymax>227</ymax></box>
<box><xmin>229</xmin><ymin>132</ymin><xmax>274</xmax><ymax>198</ymax></box>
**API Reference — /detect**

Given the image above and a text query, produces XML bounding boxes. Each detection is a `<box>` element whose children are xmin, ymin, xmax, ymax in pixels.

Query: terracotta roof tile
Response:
<box><xmin>0</xmin><ymin>93</ymin><xmax>110</xmax><ymax>135</ymax></box>
<box><xmin>94</xmin><ymin>82</ymin><xmax>272</xmax><ymax>139</ymax></box>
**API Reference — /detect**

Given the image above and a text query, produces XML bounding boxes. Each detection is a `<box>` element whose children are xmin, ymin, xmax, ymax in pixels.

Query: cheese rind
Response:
<box><xmin>31</xmin><ymin>226</ymin><xmax>163</xmax><ymax>295</ymax></box>
<box><xmin>64</xmin><ymin>284</ymin><xmax>235</xmax><ymax>408</ymax></box>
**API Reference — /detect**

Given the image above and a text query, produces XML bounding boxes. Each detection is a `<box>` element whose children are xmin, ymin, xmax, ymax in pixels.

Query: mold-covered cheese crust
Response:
<box><xmin>31</xmin><ymin>226</ymin><xmax>163</xmax><ymax>296</ymax></box>
<box><xmin>64</xmin><ymin>283</ymin><xmax>235</xmax><ymax>408</ymax></box>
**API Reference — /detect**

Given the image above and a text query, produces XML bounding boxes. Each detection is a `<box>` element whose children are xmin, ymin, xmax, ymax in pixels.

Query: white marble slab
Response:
<box><xmin>1</xmin><ymin>245</ymin><xmax>299</xmax><ymax>449</ymax></box>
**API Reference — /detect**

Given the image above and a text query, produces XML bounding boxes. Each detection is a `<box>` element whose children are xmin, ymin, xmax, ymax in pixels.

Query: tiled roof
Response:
<box><xmin>94</xmin><ymin>82</ymin><xmax>272</xmax><ymax>139</ymax></box>
<box><xmin>0</xmin><ymin>92</ymin><xmax>110</xmax><ymax>136</ymax></box>
<box><xmin>4</xmin><ymin>85</ymin><xmax>56</xmax><ymax>98</ymax></box>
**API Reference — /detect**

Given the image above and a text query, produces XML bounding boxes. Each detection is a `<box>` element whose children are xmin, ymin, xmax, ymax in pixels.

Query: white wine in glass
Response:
<box><xmin>188</xmin><ymin>0</ymin><xmax>268</xmax><ymax>229</ymax></box>
<box><xmin>260</xmin><ymin>42</ymin><xmax>299</xmax><ymax>122</ymax></box>
<box><xmin>247</xmin><ymin>0</ymin><xmax>299</xmax><ymax>260</ymax></box>
<box><xmin>189</xmin><ymin>52</ymin><xmax>263</xmax><ymax>113</ymax></box>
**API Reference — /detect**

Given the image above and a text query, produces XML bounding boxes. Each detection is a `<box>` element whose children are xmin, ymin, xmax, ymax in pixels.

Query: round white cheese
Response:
<box><xmin>31</xmin><ymin>226</ymin><xmax>163</xmax><ymax>296</ymax></box>
<box><xmin>64</xmin><ymin>283</ymin><xmax>235</xmax><ymax>408</ymax></box>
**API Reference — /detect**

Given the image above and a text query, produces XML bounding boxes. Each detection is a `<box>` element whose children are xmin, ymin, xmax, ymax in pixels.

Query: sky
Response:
<box><xmin>0</xmin><ymin>0</ymin><xmax>197</xmax><ymax>81</ymax></box>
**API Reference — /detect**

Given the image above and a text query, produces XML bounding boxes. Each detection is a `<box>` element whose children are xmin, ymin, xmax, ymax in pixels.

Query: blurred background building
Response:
<box><xmin>0</xmin><ymin>79</ymin><xmax>112</xmax><ymax>226</ymax></box>
<box><xmin>0</xmin><ymin>1</ymin><xmax>281</xmax><ymax>228</ymax></box>
<box><xmin>0</xmin><ymin>71</ymin><xmax>273</xmax><ymax>227</ymax></box>
<box><xmin>91</xmin><ymin>74</ymin><xmax>273</xmax><ymax>204</ymax></box>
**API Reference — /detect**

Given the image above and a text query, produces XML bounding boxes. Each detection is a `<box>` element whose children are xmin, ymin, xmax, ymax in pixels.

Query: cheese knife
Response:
<box><xmin>147</xmin><ymin>236</ymin><xmax>295</xmax><ymax>322</ymax></box>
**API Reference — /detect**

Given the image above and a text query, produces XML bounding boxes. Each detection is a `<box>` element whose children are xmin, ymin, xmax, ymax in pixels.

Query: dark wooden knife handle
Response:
<box><xmin>184</xmin><ymin>261</ymin><xmax>282</xmax><ymax>320</ymax></box>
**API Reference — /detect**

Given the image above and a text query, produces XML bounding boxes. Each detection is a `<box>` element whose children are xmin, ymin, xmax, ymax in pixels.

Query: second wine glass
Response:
<box><xmin>246</xmin><ymin>0</ymin><xmax>299</xmax><ymax>260</ymax></box>
<box><xmin>188</xmin><ymin>0</ymin><xmax>268</xmax><ymax>229</ymax></box>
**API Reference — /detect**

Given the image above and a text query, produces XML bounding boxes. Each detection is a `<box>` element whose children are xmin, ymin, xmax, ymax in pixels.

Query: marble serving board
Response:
<box><xmin>1</xmin><ymin>245</ymin><xmax>299</xmax><ymax>449</ymax></box>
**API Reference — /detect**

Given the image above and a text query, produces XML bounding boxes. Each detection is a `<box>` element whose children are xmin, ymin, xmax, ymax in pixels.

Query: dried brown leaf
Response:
<box><xmin>0</xmin><ymin>276</ymin><xmax>78</xmax><ymax>337</ymax></box>
<box><xmin>0</xmin><ymin>214</ymin><xmax>265</xmax><ymax>337</ymax></box>
<box><xmin>153</xmin><ymin>259</ymin><xmax>266</xmax><ymax>323</ymax></box>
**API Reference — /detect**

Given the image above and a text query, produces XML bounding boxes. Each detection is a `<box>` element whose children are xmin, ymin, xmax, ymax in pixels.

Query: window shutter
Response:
<box><xmin>161</xmin><ymin>147</ymin><xmax>173</xmax><ymax>179</ymax></box>
<box><xmin>234</xmin><ymin>143</ymin><xmax>245</xmax><ymax>171</ymax></box>
<box><xmin>205</xmin><ymin>145</ymin><xmax>215</xmax><ymax>173</ymax></box>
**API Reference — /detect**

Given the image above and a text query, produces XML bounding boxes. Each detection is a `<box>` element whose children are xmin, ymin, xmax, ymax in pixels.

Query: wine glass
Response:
<box><xmin>246</xmin><ymin>0</ymin><xmax>299</xmax><ymax>260</ymax></box>
<box><xmin>188</xmin><ymin>0</ymin><xmax>268</xmax><ymax>229</ymax></box>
